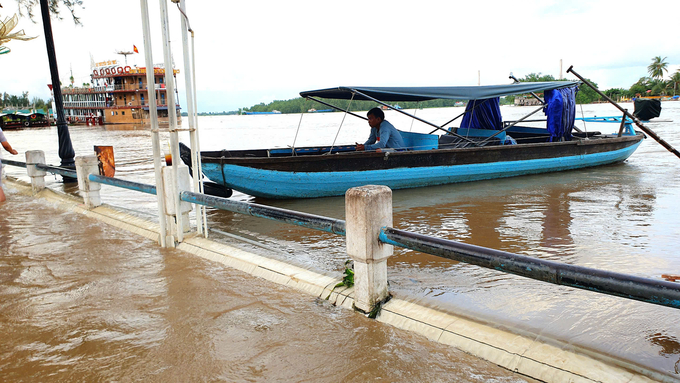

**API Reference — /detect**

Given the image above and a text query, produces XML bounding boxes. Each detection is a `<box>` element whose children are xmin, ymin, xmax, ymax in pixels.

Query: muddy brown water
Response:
<box><xmin>2</xmin><ymin>101</ymin><xmax>680</xmax><ymax>378</ymax></box>
<box><xmin>0</xmin><ymin>192</ymin><xmax>534</xmax><ymax>382</ymax></box>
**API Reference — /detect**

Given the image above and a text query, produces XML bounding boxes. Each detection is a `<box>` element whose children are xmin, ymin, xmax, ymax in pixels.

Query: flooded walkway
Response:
<box><xmin>0</xmin><ymin>185</ymin><xmax>533</xmax><ymax>382</ymax></box>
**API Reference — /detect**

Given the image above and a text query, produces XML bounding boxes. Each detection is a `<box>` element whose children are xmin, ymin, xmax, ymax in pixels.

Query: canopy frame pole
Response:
<box><xmin>409</xmin><ymin>102</ymin><xmax>419</xmax><ymax>132</ymax></box>
<box><xmin>568</xmin><ymin>65</ymin><xmax>680</xmax><ymax>159</ymax></box>
<box><xmin>350</xmin><ymin>89</ymin><xmax>476</xmax><ymax>144</ymax></box>
<box><xmin>510</xmin><ymin>74</ymin><xmax>545</xmax><ymax>105</ymax></box>
<box><xmin>429</xmin><ymin>98</ymin><xmax>494</xmax><ymax>134</ymax></box>
<box><xmin>329</xmin><ymin>93</ymin><xmax>356</xmax><ymax>153</ymax></box>
<box><xmin>291</xmin><ymin>112</ymin><xmax>305</xmax><ymax>156</ymax></box>
<box><xmin>478</xmin><ymin>105</ymin><xmax>545</xmax><ymax>145</ymax></box>
<box><xmin>306</xmin><ymin>96</ymin><xmax>367</xmax><ymax>121</ymax></box>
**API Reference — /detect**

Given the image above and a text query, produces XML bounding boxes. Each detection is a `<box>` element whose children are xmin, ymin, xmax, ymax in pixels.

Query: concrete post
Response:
<box><xmin>345</xmin><ymin>185</ymin><xmax>393</xmax><ymax>313</ymax></box>
<box><xmin>162</xmin><ymin>163</ymin><xmax>192</xmax><ymax>241</ymax></box>
<box><xmin>25</xmin><ymin>150</ymin><xmax>47</xmax><ymax>194</ymax></box>
<box><xmin>75</xmin><ymin>155</ymin><xmax>102</xmax><ymax>208</ymax></box>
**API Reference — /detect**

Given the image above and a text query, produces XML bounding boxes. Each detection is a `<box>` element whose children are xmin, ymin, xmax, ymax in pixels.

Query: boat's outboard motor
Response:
<box><xmin>633</xmin><ymin>98</ymin><xmax>661</xmax><ymax>121</ymax></box>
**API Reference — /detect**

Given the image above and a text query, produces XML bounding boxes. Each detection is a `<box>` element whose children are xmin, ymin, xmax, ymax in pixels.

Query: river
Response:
<box><xmin>3</xmin><ymin>101</ymin><xmax>680</xmax><ymax>378</ymax></box>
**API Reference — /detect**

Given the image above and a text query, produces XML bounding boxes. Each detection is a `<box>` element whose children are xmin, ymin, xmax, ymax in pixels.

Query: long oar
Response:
<box><xmin>567</xmin><ymin>66</ymin><xmax>680</xmax><ymax>159</ymax></box>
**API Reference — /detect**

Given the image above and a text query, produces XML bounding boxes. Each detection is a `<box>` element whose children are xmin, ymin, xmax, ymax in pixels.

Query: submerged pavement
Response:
<box><xmin>0</xmin><ymin>179</ymin><xmax>534</xmax><ymax>382</ymax></box>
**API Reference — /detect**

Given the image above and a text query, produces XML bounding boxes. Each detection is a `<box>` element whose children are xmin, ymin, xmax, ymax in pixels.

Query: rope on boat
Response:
<box><xmin>328</xmin><ymin>92</ymin><xmax>356</xmax><ymax>154</ymax></box>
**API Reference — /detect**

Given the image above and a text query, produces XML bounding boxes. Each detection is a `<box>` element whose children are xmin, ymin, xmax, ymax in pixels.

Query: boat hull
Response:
<box><xmin>199</xmin><ymin>135</ymin><xmax>643</xmax><ymax>199</ymax></box>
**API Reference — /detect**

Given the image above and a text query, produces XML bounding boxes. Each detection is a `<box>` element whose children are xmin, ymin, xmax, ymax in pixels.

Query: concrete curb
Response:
<box><xmin>5</xmin><ymin>177</ymin><xmax>672</xmax><ymax>383</ymax></box>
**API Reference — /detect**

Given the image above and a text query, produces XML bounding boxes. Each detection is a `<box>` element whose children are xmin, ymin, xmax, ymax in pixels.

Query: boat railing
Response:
<box><xmin>5</xmin><ymin>155</ymin><xmax>679</xmax><ymax>314</ymax></box>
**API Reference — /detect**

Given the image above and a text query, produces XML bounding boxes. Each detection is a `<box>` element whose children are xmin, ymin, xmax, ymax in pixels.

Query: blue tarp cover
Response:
<box><xmin>300</xmin><ymin>82</ymin><xmax>580</xmax><ymax>102</ymax></box>
<box><xmin>543</xmin><ymin>86</ymin><xmax>578</xmax><ymax>142</ymax></box>
<box><xmin>460</xmin><ymin>98</ymin><xmax>502</xmax><ymax>130</ymax></box>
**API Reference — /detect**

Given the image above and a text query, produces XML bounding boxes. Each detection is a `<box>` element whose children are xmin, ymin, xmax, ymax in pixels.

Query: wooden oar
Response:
<box><xmin>567</xmin><ymin>66</ymin><xmax>680</xmax><ymax>160</ymax></box>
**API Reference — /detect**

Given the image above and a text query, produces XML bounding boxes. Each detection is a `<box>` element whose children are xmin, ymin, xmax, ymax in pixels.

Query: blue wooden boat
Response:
<box><xmin>184</xmin><ymin>81</ymin><xmax>645</xmax><ymax>199</ymax></box>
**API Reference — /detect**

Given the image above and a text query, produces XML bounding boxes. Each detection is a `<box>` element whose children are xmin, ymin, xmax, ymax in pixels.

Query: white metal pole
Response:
<box><xmin>192</xmin><ymin>34</ymin><xmax>208</xmax><ymax>238</ymax></box>
<box><xmin>159</xmin><ymin>0</ymin><xmax>184</xmax><ymax>243</ymax></box>
<box><xmin>178</xmin><ymin>0</ymin><xmax>204</xmax><ymax>236</ymax></box>
<box><xmin>140</xmin><ymin>0</ymin><xmax>168</xmax><ymax>248</ymax></box>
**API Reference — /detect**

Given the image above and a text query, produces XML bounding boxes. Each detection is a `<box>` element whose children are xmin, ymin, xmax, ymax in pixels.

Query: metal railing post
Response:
<box><xmin>75</xmin><ymin>155</ymin><xmax>102</xmax><ymax>209</ymax></box>
<box><xmin>25</xmin><ymin>150</ymin><xmax>46</xmax><ymax>194</ymax></box>
<box><xmin>162</xmin><ymin>164</ymin><xmax>192</xmax><ymax>241</ymax></box>
<box><xmin>140</xmin><ymin>0</ymin><xmax>169</xmax><ymax>248</ymax></box>
<box><xmin>345</xmin><ymin>185</ymin><xmax>393</xmax><ymax>313</ymax></box>
<box><xmin>159</xmin><ymin>0</ymin><xmax>185</xmax><ymax>243</ymax></box>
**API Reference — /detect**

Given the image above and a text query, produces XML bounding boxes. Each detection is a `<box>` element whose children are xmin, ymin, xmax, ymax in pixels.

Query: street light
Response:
<box><xmin>39</xmin><ymin>0</ymin><xmax>76</xmax><ymax>179</ymax></box>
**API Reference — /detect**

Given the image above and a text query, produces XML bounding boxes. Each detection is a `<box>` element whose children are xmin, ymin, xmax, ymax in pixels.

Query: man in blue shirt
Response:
<box><xmin>356</xmin><ymin>107</ymin><xmax>405</xmax><ymax>151</ymax></box>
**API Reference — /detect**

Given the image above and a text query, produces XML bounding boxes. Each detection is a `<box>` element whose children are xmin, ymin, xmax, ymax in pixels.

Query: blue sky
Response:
<box><xmin>2</xmin><ymin>0</ymin><xmax>679</xmax><ymax>112</ymax></box>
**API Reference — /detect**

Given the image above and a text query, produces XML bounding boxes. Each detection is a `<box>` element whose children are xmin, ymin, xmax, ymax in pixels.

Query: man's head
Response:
<box><xmin>367</xmin><ymin>107</ymin><xmax>384</xmax><ymax>129</ymax></box>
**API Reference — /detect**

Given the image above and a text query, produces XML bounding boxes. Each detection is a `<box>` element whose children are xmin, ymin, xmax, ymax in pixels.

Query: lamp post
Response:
<box><xmin>39</xmin><ymin>0</ymin><xmax>76</xmax><ymax>176</ymax></box>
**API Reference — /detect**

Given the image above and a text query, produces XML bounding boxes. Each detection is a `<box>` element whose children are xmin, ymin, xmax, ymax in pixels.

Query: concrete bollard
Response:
<box><xmin>25</xmin><ymin>150</ymin><xmax>47</xmax><ymax>194</ymax></box>
<box><xmin>75</xmin><ymin>155</ymin><xmax>102</xmax><ymax>208</ymax></box>
<box><xmin>162</xmin><ymin>164</ymin><xmax>192</xmax><ymax>237</ymax></box>
<box><xmin>345</xmin><ymin>185</ymin><xmax>393</xmax><ymax>313</ymax></box>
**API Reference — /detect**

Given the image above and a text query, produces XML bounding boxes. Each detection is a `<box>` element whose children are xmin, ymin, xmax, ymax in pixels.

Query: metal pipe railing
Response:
<box><xmin>36</xmin><ymin>163</ymin><xmax>77</xmax><ymax>178</ymax></box>
<box><xmin>4</xmin><ymin>158</ymin><xmax>678</xmax><ymax>310</ymax></box>
<box><xmin>180</xmin><ymin>191</ymin><xmax>346</xmax><ymax>235</ymax></box>
<box><xmin>379</xmin><ymin>227</ymin><xmax>680</xmax><ymax>309</ymax></box>
<box><xmin>3</xmin><ymin>159</ymin><xmax>27</xmax><ymax>168</ymax></box>
<box><xmin>89</xmin><ymin>174</ymin><xmax>157</xmax><ymax>195</ymax></box>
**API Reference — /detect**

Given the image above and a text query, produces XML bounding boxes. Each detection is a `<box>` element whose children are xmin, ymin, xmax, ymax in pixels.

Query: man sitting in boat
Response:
<box><xmin>356</xmin><ymin>107</ymin><xmax>405</xmax><ymax>151</ymax></box>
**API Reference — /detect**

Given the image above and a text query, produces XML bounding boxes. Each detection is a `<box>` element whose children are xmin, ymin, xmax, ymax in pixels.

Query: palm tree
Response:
<box><xmin>648</xmin><ymin>56</ymin><xmax>668</xmax><ymax>80</ymax></box>
<box><xmin>669</xmin><ymin>70</ymin><xmax>680</xmax><ymax>96</ymax></box>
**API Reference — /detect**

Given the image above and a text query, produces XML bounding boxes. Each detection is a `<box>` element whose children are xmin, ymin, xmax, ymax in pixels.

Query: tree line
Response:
<box><xmin>226</xmin><ymin>56</ymin><xmax>678</xmax><ymax>115</ymax></box>
<box><xmin>1</xmin><ymin>92</ymin><xmax>52</xmax><ymax>112</ymax></box>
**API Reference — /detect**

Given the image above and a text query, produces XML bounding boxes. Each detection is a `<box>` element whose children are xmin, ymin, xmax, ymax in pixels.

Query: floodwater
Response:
<box><xmin>2</xmin><ymin>101</ymin><xmax>680</xmax><ymax>379</ymax></box>
<box><xmin>0</xmin><ymin>193</ymin><xmax>533</xmax><ymax>382</ymax></box>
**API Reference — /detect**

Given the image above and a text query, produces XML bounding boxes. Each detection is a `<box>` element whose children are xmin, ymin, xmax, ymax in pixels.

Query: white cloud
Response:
<box><xmin>2</xmin><ymin>0</ymin><xmax>679</xmax><ymax>112</ymax></box>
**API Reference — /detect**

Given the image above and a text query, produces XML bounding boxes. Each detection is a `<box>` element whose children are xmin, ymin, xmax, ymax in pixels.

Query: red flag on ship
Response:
<box><xmin>133</xmin><ymin>45</ymin><xmax>139</xmax><ymax>54</ymax></box>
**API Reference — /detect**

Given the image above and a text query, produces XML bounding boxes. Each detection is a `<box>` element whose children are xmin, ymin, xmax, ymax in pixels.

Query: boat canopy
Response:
<box><xmin>300</xmin><ymin>81</ymin><xmax>580</xmax><ymax>102</ymax></box>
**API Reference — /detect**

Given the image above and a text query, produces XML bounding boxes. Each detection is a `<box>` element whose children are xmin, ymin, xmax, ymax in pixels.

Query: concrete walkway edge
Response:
<box><xmin>5</xmin><ymin>177</ymin><xmax>672</xmax><ymax>383</ymax></box>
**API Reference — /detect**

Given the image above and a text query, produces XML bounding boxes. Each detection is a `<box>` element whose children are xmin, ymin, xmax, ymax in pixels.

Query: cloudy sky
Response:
<box><xmin>2</xmin><ymin>0</ymin><xmax>679</xmax><ymax>112</ymax></box>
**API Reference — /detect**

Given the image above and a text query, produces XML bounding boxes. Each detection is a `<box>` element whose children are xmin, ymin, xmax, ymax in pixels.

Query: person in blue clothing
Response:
<box><xmin>356</xmin><ymin>107</ymin><xmax>405</xmax><ymax>152</ymax></box>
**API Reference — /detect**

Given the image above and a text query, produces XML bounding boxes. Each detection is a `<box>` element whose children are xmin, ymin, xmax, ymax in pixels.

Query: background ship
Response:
<box><xmin>60</xmin><ymin>58</ymin><xmax>181</xmax><ymax>125</ymax></box>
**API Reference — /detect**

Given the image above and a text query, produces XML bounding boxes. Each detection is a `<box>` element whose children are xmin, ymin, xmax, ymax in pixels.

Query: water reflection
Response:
<box><xmin>102</xmin><ymin>123</ymin><xmax>150</xmax><ymax>131</ymax></box>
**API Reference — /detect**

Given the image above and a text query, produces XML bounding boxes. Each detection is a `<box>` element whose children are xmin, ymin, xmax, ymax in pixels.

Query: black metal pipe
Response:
<box><xmin>3</xmin><ymin>159</ymin><xmax>27</xmax><ymax>168</ymax></box>
<box><xmin>180</xmin><ymin>191</ymin><xmax>346</xmax><ymax>235</ymax></box>
<box><xmin>36</xmin><ymin>163</ymin><xmax>77</xmax><ymax>178</ymax></box>
<box><xmin>379</xmin><ymin>227</ymin><xmax>680</xmax><ymax>310</ymax></box>
<box><xmin>350</xmin><ymin>89</ymin><xmax>476</xmax><ymax>143</ymax></box>
<box><xmin>306</xmin><ymin>96</ymin><xmax>367</xmax><ymax>121</ymax></box>
<box><xmin>89</xmin><ymin>174</ymin><xmax>157</xmax><ymax>195</ymax></box>
<box><xmin>429</xmin><ymin>99</ymin><xmax>491</xmax><ymax>134</ymax></box>
<box><xmin>510</xmin><ymin>74</ymin><xmax>545</xmax><ymax>105</ymax></box>
<box><xmin>39</xmin><ymin>0</ymin><xmax>76</xmax><ymax>173</ymax></box>
<box><xmin>478</xmin><ymin>105</ymin><xmax>545</xmax><ymax>145</ymax></box>
<box><xmin>567</xmin><ymin>65</ymin><xmax>680</xmax><ymax>159</ymax></box>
